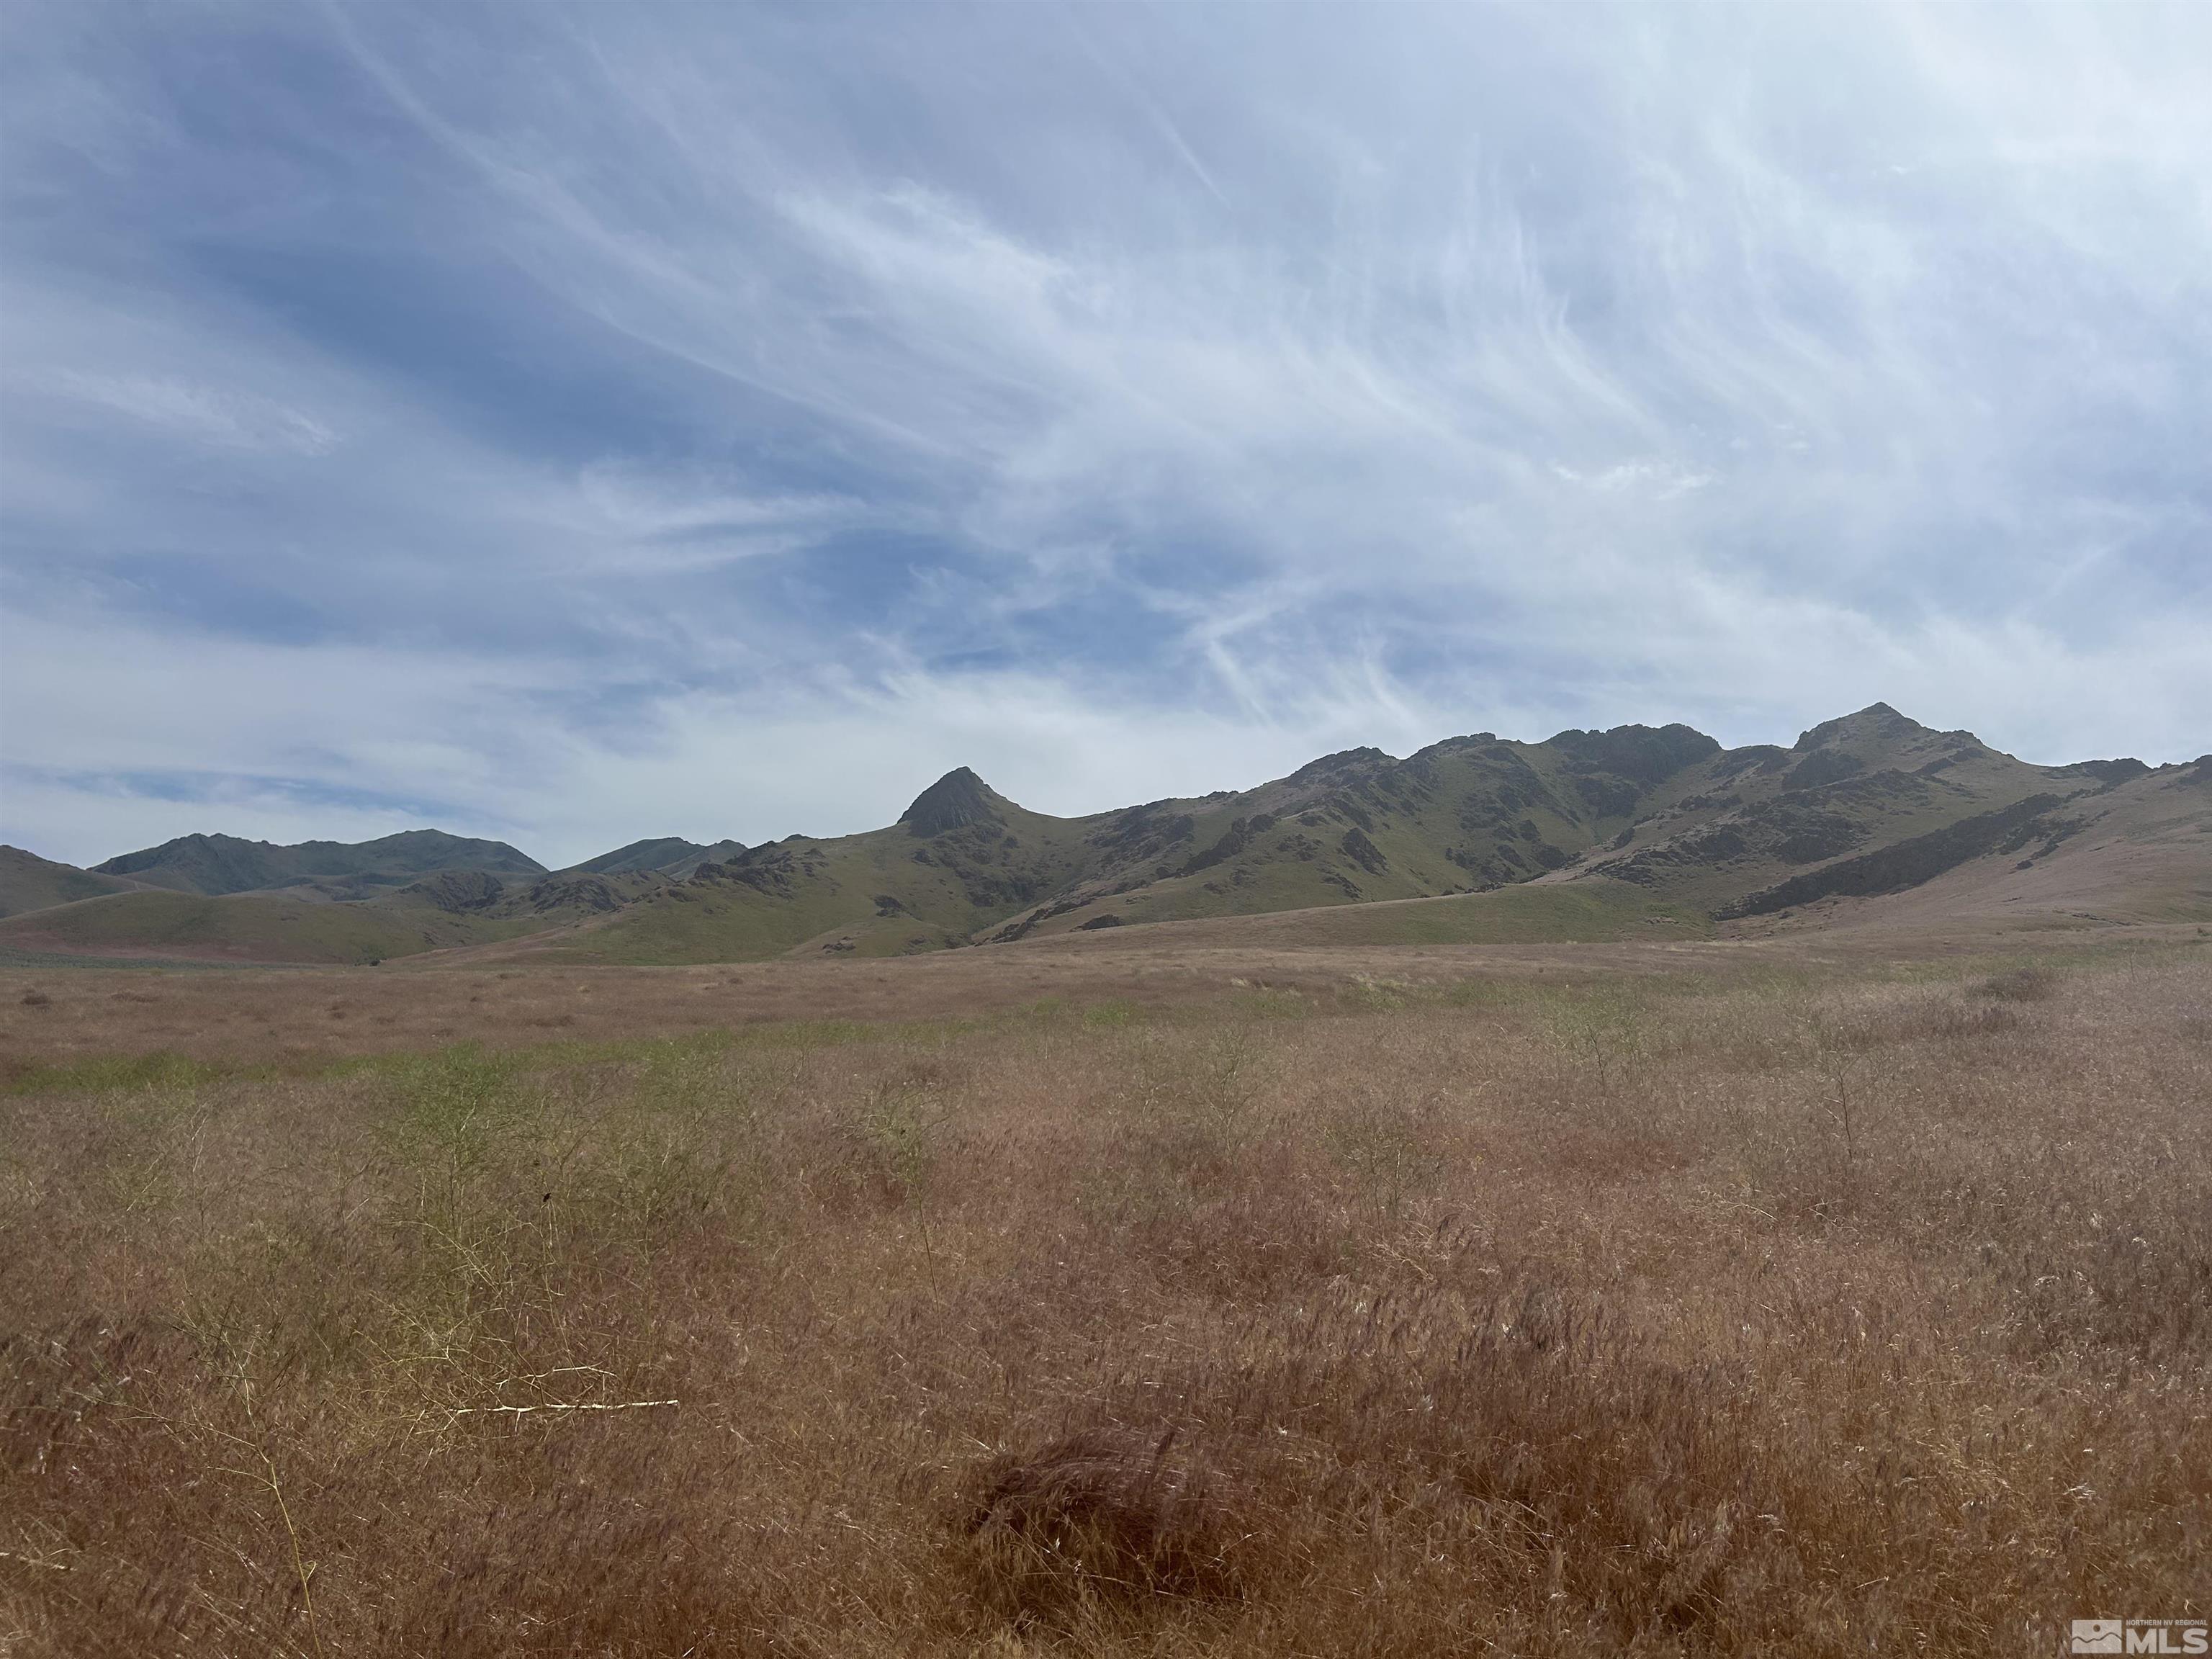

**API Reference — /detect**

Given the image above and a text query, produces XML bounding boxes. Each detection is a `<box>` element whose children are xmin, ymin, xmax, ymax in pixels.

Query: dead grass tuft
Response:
<box><xmin>956</xmin><ymin>1426</ymin><xmax>1249</xmax><ymax>1624</ymax></box>
<box><xmin>1972</xmin><ymin>964</ymin><xmax>2063</xmax><ymax>1002</ymax></box>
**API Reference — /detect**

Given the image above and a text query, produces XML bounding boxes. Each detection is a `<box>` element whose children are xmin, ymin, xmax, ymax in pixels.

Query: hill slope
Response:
<box><xmin>513</xmin><ymin>704</ymin><xmax>2175</xmax><ymax>966</ymax></box>
<box><xmin>0</xmin><ymin>889</ymin><xmax>478</xmax><ymax>964</ymax></box>
<box><xmin>1720</xmin><ymin>752</ymin><xmax>2212</xmax><ymax>939</ymax></box>
<box><xmin>92</xmin><ymin>830</ymin><xmax>545</xmax><ymax>896</ymax></box>
<box><xmin>1549</xmin><ymin>703</ymin><xmax>2108</xmax><ymax>909</ymax></box>
<box><xmin>563</xmin><ymin>837</ymin><xmax>749</xmax><ymax>878</ymax></box>
<box><xmin>0</xmin><ymin>846</ymin><xmax>150</xmax><ymax>919</ymax></box>
<box><xmin>0</xmin><ymin>867</ymin><xmax>673</xmax><ymax>964</ymax></box>
<box><xmin>17</xmin><ymin>705</ymin><xmax>2195</xmax><ymax>966</ymax></box>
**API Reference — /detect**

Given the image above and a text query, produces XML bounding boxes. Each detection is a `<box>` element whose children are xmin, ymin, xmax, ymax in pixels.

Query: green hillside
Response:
<box><xmin>1717</xmin><ymin>752</ymin><xmax>2212</xmax><ymax>933</ymax></box>
<box><xmin>19</xmin><ymin>705</ymin><xmax>2172</xmax><ymax>966</ymax></box>
<box><xmin>553</xmin><ymin>773</ymin><xmax>1113</xmax><ymax>964</ymax></box>
<box><xmin>0</xmin><ymin>889</ymin><xmax>467</xmax><ymax>963</ymax></box>
<box><xmin>0</xmin><ymin>846</ymin><xmax>147</xmax><ymax>919</ymax></box>
<box><xmin>91</xmin><ymin>829</ymin><xmax>545</xmax><ymax>896</ymax></box>
<box><xmin>564</xmin><ymin>837</ymin><xmax>749</xmax><ymax>878</ymax></box>
<box><xmin>1569</xmin><ymin>703</ymin><xmax>2129</xmax><ymax>909</ymax></box>
<box><xmin>531</xmin><ymin>706</ymin><xmax>2142</xmax><ymax>964</ymax></box>
<box><xmin>0</xmin><ymin>868</ymin><xmax>674</xmax><ymax>964</ymax></box>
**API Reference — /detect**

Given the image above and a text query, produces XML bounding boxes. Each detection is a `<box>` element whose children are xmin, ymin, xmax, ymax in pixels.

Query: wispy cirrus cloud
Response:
<box><xmin>40</xmin><ymin>370</ymin><xmax>338</xmax><ymax>455</ymax></box>
<box><xmin>1</xmin><ymin>4</ymin><xmax>2206</xmax><ymax>866</ymax></box>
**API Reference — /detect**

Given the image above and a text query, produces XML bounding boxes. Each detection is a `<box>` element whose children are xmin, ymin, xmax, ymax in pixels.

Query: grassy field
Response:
<box><xmin>2</xmin><ymin>940</ymin><xmax>2206</xmax><ymax>1655</ymax></box>
<box><xmin>1123</xmin><ymin>878</ymin><xmax>1713</xmax><ymax>948</ymax></box>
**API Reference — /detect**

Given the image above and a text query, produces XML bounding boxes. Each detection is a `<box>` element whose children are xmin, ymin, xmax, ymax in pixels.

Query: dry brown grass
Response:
<box><xmin>14</xmin><ymin>910</ymin><xmax>2178</xmax><ymax>1077</ymax></box>
<box><xmin>1</xmin><ymin>943</ymin><xmax>2206</xmax><ymax>1655</ymax></box>
<box><xmin>0</xmin><ymin>936</ymin><xmax>1739</xmax><ymax>1078</ymax></box>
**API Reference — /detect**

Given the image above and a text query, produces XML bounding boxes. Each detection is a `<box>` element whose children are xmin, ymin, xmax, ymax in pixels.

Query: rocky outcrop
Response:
<box><xmin>901</xmin><ymin>768</ymin><xmax>1005</xmax><ymax>837</ymax></box>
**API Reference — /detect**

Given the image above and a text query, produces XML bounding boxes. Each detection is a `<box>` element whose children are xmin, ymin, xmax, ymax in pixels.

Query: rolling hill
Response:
<box><xmin>0</xmin><ymin>846</ymin><xmax>150</xmax><ymax>919</ymax></box>
<box><xmin>1542</xmin><ymin>703</ymin><xmax>2124</xmax><ymax>907</ymax></box>
<box><xmin>1719</xmin><ymin>751</ymin><xmax>2212</xmax><ymax>939</ymax></box>
<box><xmin>506</xmin><ymin>704</ymin><xmax>2205</xmax><ymax>966</ymax></box>
<box><xmin>0</xmin><ymin>867</ymin><xmax>675</xmax><ymax>964</ymax></box>
<box><xmin>562</xmin><ymin>837</ymin><xmax>750</xmax><ymax>878</ymax></box>
<box><xmin>91</xmin><ymin>829</ymin><xmax>544</xmax><ymax>896</ymax></box>
<box><xmin>5</xmin><ymin>705</ymin><xmax>2202</xmax><ymax>964</ymax></box>
<box><xmin>540</xmin><ymin>728</ymin><xmax>1728</xmax><ymax>964</ymax></box>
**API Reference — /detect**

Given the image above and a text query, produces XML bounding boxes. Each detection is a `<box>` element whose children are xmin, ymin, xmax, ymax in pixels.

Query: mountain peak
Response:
<box><xmin>900</xmin><ymin>767</ymin><xmax>1006</xmax><ymax>837</ymax></box>
<box><xmin>1792</xmin><ymin>702</ymin><xmax>1929</xmax><ymax>752</ymax></box>
<box><xmin>1287</xmin><ymin>747</ymin><xmax>1395</xmax><ymax>784</ymax></box>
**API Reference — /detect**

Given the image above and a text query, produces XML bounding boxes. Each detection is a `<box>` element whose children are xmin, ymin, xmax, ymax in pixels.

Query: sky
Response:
<box><xmin>3</xmin><ymin>4</ymin><xmax>2208</xmax><ymax>868</ymax></box>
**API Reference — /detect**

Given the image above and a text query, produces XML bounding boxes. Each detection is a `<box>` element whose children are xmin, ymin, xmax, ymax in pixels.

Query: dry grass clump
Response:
<box><xmin>0</xmin><ymin>944</ymin><xmax>2206</xmax><ymax>1655</ymax></box>
<box><xmin>956</xmin><ymin>1426</ymin><xmax>1249</xmax><ymax>1625</ymax></box>
<box><xmin>1972</xmin><ymin>963</ymin><xmax>2063</xmax><ymax>1002</ymax></box>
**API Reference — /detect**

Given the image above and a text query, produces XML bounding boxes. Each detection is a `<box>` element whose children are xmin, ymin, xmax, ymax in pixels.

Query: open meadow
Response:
<box><xmin>3</xmin><ymin>934</ymin><xmax>2207</xmax><ymax>1655</ymax></box>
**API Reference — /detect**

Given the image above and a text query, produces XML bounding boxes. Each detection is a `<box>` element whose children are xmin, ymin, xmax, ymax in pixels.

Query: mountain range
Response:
<box><xmin>4</xmin><ymin>704</ymin><xmax>2206</xmax><ymax>964</ymax></box>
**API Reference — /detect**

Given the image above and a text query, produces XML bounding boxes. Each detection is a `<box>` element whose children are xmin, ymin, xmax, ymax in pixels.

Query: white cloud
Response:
<box><xmin>1</xmin><ymin>5</ymin><xmax>2206</xmax><ymax>866</ymax></box>
<box><xmin>9</xmin><ymin>593</ymin><xmax>2204</xmax><ymax>872</ymax></box>
<box><xmin>43</xmin><ymin>370</ymin><xmax>338</xmax><ymax>455</ymax></box>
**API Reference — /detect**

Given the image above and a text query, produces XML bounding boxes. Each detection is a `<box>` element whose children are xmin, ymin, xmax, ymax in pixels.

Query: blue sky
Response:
<box><xmin>3</xmin><ymin>4</ymin><xmax>2207</xmax><ymax>867</ymax></box>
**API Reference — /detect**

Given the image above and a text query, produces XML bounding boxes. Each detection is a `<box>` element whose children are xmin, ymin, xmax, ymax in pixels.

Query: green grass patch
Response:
<box><xmin>3</xmin><ymin>1051</ymin><xmax>239</xmax><ymax>1097</ymax></box>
